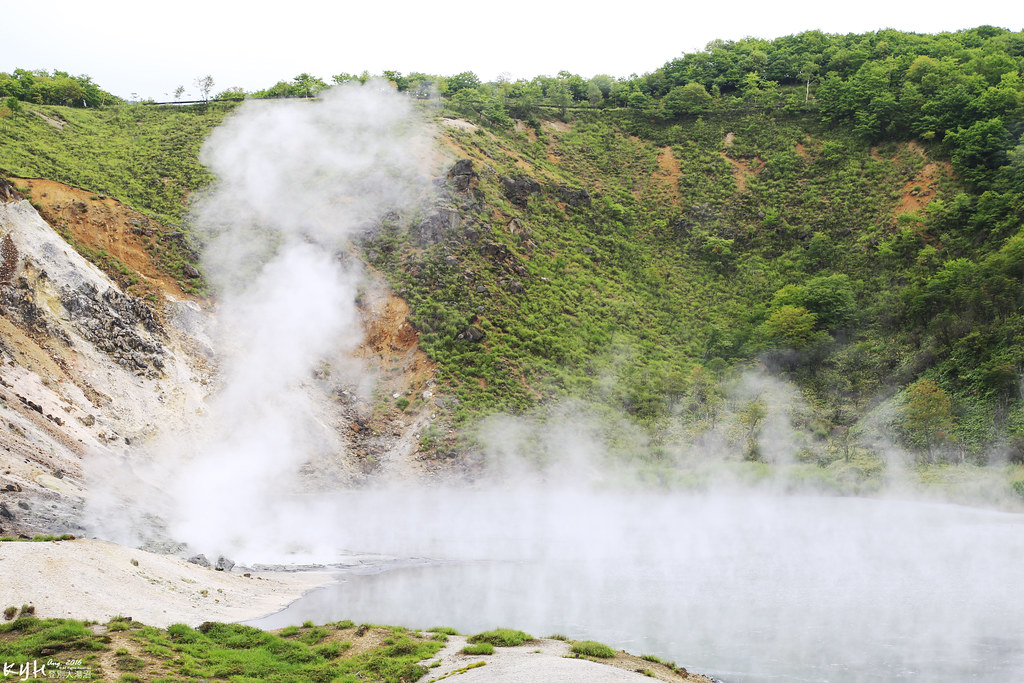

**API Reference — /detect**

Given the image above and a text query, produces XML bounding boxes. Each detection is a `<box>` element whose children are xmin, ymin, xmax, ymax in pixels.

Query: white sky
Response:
<box><xmin>1</xmin><ymin>0</ymin><xmax>1022</xmax><ymax>100</ymax></box>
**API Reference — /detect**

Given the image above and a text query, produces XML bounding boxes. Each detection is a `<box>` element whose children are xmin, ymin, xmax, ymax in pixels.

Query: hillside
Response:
<box><xmin>1</xmin><ymin>27</ymin><xmax>1023</xmax><ymax>515</ymax></box>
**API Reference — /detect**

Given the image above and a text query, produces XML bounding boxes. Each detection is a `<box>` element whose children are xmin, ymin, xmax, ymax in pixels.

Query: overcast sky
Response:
<box><xmin>2</xmin><ymin>1</ymin><xmax>1022</xmax><ymax>100</ymax></box>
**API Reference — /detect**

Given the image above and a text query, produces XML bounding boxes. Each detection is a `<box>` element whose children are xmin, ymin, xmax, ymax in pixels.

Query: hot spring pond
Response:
<box><xmin>245</xmin><ymin>494</ymin><xmax>1024</xmax><ymax>682</ymax></box>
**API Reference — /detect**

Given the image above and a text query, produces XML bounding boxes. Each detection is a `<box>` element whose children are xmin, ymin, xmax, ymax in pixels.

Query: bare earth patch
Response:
<box><xmin>30</xmin><ymin>110</ymin><xmax>66</xmax><ymax>130</ymax></box>
<box><xmin>653</xmin><ymin>146</ymin><xmax>683</xmax><ymax>206</ymax></box>
<box><xmin>720</xmin><ymin>153</ymin><xmax>764</xmax><ymax>193</ymax></box>
<box><xmin>894</xmin><ymin>160</ymin><xmax>952</xmax><ymax>217</ymax></box>
<box><xmin>11</xmin><ymin>177</ymin><xmax>196</xmax><ymax>302</ymax></box>
<box><xmin>0</xmin><ymin>539</ymin><xmax>333</xmax><ymax>628</ymax></box>
<box><xmin>421</xmin><ymin>635</ymin><xmax>714</xmax><ymax>683</ymax></box>
<box><xmin>439</xmin><ymin>118</ymin><xmax>478</xmax><ymax>132</ymax></box>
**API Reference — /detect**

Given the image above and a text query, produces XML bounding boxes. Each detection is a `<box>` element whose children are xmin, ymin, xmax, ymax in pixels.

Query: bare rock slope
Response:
<box><xmin>0</xmin><ymin>180</ymin><xmax>439</xmax><ymax>541</ymax></box>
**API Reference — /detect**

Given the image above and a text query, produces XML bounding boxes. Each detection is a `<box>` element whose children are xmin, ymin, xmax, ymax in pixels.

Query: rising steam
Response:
<box><xmin>161</xmin><ymin>83</ymin><xmax>433</xmax><ymax>556</ymax></box>
<box><xmin>86</xmin><ymin>82</ymin><xmax>434</xmax><ymax>558</ymax></box>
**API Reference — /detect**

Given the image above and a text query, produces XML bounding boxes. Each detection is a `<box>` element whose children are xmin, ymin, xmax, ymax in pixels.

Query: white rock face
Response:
<box><xmin>1</xmin><ymin>194</ymin><xmax>434</xmax><ymax>554</ymax></box>
<box><xmin>0</xmin><ymin>200</ymin><xmax>111</xmax><ymax>294</ymax></box>
<box><xmin>0</xmin><ymin>199</ymin><xmax>212</xmax><ymax>538</ymax></box>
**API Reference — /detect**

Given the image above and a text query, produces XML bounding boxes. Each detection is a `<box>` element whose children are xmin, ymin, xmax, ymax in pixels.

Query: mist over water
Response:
<box><xmin>250</xmin><ymin>490</ymin><xmax>1024</xmax><ymax>682</ymax></box>
<box><xmin>83</xmin><ymin>83</ymin><xmax>1024</xmax><ymax>681</ymax></box>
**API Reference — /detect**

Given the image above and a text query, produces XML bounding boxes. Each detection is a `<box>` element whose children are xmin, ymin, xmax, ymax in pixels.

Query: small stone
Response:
<box><xmin>188</xmin><ymin>554</ymin><xmax>211</xmax><ymax>568</ymax></box>
<box><xmin>460</xmin><ymin>325</ymin><xmax>486</xmax><ymax>343</ymax></box>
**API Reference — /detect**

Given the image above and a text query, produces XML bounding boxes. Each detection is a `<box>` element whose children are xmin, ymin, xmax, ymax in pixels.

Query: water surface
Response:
<box><xmin>248</xmin><ymin>494</ymin><xmax>1024</xmax><ymax>682</ymax></box>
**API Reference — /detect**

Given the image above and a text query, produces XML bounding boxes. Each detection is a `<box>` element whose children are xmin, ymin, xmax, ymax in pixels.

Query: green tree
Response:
<box><xmin>292</xmin><ymin>73</ymin><xmax>328</xmax><ymax>98</ymax></box>
<box><xmin>664</xmin><ymin>82</ymin><xmax>713</xmax><ymax>116</ymax></box>
<box><xmin>903</xmin><ymin>379</ymin><xmax>956</xmax><ymax>462</ymax></box>
<box><xmin>769</xmin><ymin>274</ymin><xmax>855</xmax><ymax>331</ymax></box>
<box><xmin>798</xmin><ymin>60</ymin><xmax>820</xmax><ymax>102</ymax></box>
<box><xmin>946</xmin><ymin>117</ymin><xmax>1013</xmax><ymax>186</ymax></box>
<box><xmin>216</xmin><ymin>86</ymin><xmax>247</xmax><ymax>101</ymax></box>
<box><xmin>763</xmin><ymin>305</ymin><xmax>823</xmax><ymax>349</ymax></box>
<box><xmin>446</xmin><ymin>71</ymin><xmax>480</xmax><ymax>94</ymax></box>
<box><xmin>194</xmin><ymin>75</ymin><xmax>215</xmax><ymax>103</ymax></box>
<box><xmin>738</xmin><ymin>398</ymin><xmax>768</xmax><ymax>460</ymax></box>
<box><xmin>687</xmin><ymin>365</ymin><xmax>724</xmax><ymax>427</ymax></box>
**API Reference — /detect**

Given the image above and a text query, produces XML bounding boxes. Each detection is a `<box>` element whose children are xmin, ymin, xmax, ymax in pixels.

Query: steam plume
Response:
<box><xmin>90</xmin><ymin>82</ymin><xmax>434</xmax><ymax>559</ymax></box>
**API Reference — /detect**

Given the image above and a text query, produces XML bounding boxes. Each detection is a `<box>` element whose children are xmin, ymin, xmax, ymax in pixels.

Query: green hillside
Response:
<box><xmin>2</xmin><ymin>26</ymin><xmax>1024</xmax><ymax>492</ymax></box>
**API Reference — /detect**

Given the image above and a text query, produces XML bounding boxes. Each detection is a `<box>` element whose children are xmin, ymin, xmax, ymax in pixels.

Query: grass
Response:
<box><xmin>426</xmin><ymin>626</ymin><xmax>459</xmax><ymax>636</ymax></box>
<box><xmin>459</xmin><ymin>642</ymin><xmax>494</xmax><ymax>655</ymax></box>
<box><xmin>429</xmin><ymin>660</ymin><xmax>487</xmax><ymax>681</ymax></box>
<box><xmin>569</xmin><ymin>640</ymin><xmax>617</xmax><ymax>658</ymax></box>
<box><xmin>0</xmin><ymin>615</ymin><xmax>444</xmax><ymax>682</ymax></box>
<box><xmin>466</xmin><ymin>628</ymin><xmax>534</xmax><ymax>647</ymax></box>
<box><xmin>0</xmin><ymin>534</ymin><xmax>76</xmax><ymax>543</ymax></box>
<box><xmin>0</xmin><ymin>102</ymin><xmax>233</xmax><ymax>225</ymax></box>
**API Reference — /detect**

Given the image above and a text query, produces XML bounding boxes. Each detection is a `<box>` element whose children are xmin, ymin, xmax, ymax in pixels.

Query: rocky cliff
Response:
<box><xmin>0</xmin><ymin>178</ymin><xmax>441</xmax><ymax>543</ymax></box>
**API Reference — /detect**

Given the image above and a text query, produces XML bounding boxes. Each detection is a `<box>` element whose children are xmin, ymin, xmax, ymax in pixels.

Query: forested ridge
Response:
<box><xmin>2</xmin><ymin>25</ymin><xmax>1024</xmax><ymax>494</ymax></box>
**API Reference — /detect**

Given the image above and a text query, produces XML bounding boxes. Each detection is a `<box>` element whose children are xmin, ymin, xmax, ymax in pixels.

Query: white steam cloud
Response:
<box><xmin>167</xmin><ymin>83</ymin><xmax>433</xmax><ymax>557</ymax></box>
<box><xmin>87</xmin><ymin>82</ymin><xmax>434</xmax><ymax>558</ymax></box>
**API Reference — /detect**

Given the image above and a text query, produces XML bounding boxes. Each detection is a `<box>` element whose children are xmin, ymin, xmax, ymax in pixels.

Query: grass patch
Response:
<box><xmin>0</xmin><ymin>534</ymin><xmax>76</xmax><ymax>542</ymax></box>
<box><xmin>297</xmin><ymin>626</ymin><xmax>330</xmax><ymax>646</ymax></box>
<box><xmin>0</xmin><ymin>616</ymin><xmax>445</xmax><ymax>682</ymax></box>
<box><xmin>430</xmin><ymin>660</ymin><xmax>487</xmax><ymax>681</ymax></box>
<box><xmin>459</xmin><ymin>642</ymin><xmax>494</xmax><ymax>655</ymax></box>
<box><xmin>427</xmin><ymin>626</ymin><xmax>459</xmax><ymax>636</ymax></box>
<box><xmin>467</xmin><ymin>628</ymin><xmax>534</xmax><ymax>647</ymax></box>
<box><xmin>570</xmin><ymin>640</ymin><xmax>617</xmax><ymax>658</ymax></box>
